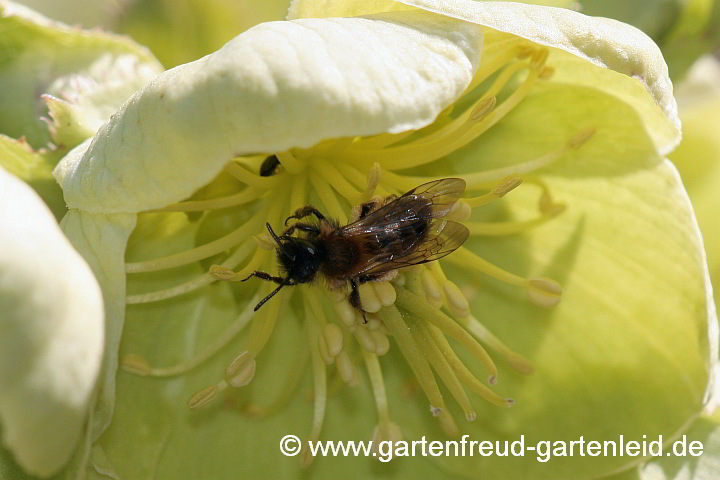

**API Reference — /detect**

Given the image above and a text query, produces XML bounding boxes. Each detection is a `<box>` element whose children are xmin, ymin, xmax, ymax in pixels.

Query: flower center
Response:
<box><xmin>120</xmin><ymin>40</ymin><xmax>595</xmax><ymax>454</ymax></box>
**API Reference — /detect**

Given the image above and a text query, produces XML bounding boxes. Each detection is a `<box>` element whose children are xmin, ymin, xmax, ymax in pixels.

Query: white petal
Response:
<box><xmin>291</xmin><ymin>0</ymin><xmax>680</xmax><ymax>154</ymax></box>
<box><xmin>0</xmin><ymin>167</ymin><xmax>103</xmax><ymax>477</ymax></box>
<box><xmin>55</xmin><ymin>11</ymin><xmax>482</xmax><ymax>213</ymax></box>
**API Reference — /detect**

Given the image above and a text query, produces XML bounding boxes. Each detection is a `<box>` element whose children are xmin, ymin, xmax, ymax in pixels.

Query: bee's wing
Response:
<box><xmin>339</xmin><ymin>178</ymin><xmax>468</xmax><ymax>278</ymax></box>
<box><xmin>397</xmin><ymin>177</ymin><xmax>466</xmax><ymax>218</ymax></box>
<box><xmin>353</xmin><ymin>219</ymin><xmax>470</xmax><ymax>277</ymax></box>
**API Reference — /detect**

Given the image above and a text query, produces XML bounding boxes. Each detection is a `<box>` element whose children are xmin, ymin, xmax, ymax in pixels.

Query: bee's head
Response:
<box><xmin>277</xmin><ymin>237</ymin><xmax>322</xmax><ymax>284</ymax></box>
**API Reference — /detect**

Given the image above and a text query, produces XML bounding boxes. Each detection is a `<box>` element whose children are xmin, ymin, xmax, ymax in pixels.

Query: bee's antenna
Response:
<box><xmin>266</xmin><ymin>222</ymin><xmax>295</xmax><ymax>260</ymax></box>
<box><xmin>254</xmin><ymin>279</ymin><xmax>290</xmax><ymax>311</ymax></box>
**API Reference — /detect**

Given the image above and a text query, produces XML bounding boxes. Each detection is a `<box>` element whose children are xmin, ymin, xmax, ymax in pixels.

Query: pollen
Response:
<box><xmin>122</xmin><ymin>37</ymin><xmax>591</xmax><ymax>456</ymax></box>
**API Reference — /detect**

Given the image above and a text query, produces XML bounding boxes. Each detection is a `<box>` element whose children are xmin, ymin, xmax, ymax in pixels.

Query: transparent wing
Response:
<box><xmin>337</xmin><ymin>178</ymin><xmax>468</xmax><ymax>278</ymax></box>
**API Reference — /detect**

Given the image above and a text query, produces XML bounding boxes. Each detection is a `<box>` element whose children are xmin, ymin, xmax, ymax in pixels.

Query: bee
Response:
<box><xmin>243</xmin><ymin>178</ymin><xmax>470</xmax><ymax>314</ymax></box>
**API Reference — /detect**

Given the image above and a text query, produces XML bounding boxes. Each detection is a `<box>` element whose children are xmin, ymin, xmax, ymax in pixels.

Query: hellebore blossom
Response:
<box><xmin>0</xmin><ymin>0</ymin><xmax>716</xmax><ymax>479</ymax></box>
<box><xmin>0</xmin><ymin>166</ymin><xmax>103</xmax><ymax>477</ymax></box>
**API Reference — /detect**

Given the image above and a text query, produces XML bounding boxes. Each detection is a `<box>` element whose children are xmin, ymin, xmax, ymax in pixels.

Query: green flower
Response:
<box><xmin>0</xmin><ymin>164</ymin><xmax>104</xmax><ymax>477</ymax></box>
<box><xmin>1</xmin><ymin>0</ymin><xmax>716</xmax><ymax>479</ymax></box>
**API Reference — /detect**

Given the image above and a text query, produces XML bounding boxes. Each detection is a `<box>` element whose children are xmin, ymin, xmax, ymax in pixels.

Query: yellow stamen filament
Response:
<box><xmin>410</xmin><ymin>319</ymin><xmax>476</xmax><ymax>422</ymax></box>
<box><xmin>458</xmin><ymin>315</ymin><xmax>533</xmax><ymax>374</ymax></box>
<box><xmin>424</xmin><ymin>323</ymin><xmax>512</xmax><ymax>407</ymax></box>
<box><xmin>121</xmin><ymin>292</ymin><xmax>260</xmax><ymax>376</ymax></box>
<box><xmin>125</xmin><ymin>209</ymin><xmax>265</xmax><ymax>273</ymax></box>
<box><xmin>463</xmin><ymin>174</ymin><xmax>523</xmax><ymax>207</ymax></box>
<box><xmin>209</xmin><ymin>246</ymin><xmax>270</xmax><ymax>282</ymax></box>
<box><xmin>447</xmin><ymin>247</ymin><xmax>527</xmax><ymax>288</ymax></box>
<box><xmin>246</xmin><ymin>278</ymin><xmax>286</xmax><ymax>358</ymax></box>
<box><xmin>151</xmin><ymin>187</ymin><xmax>262</xmax><ymax>212</ymax></box>
<box><xmin>309</xmin><ymin>174</ymin><xmax>348</xmax><ymax>224</ymax></box>
<box><xmin>343</xmin><ymin>59</ymin><xmax>534</xmax><ymax>168</ymax></box>
<box><xmin>395</xmin><ymin>286</ymin><xmax>497</xmax><ymax>381</ymax></box>
<box><xmin>466</xmin><ymin>204</ymin><xmax>565</xmax><ymax>236</ymax></box>
<box><xmin>275</xmin><ymin>150</ymin><xmax>307</xmax><ymax>175</ymax></box>
<box><xmin>225</xmin><ymin>162</ymin><xmax>283</xmax><ymax>188</ymax></box>
<box><xmin>311</xmin><ymin>158</ymin><xmax>363</xmax><ymax>205</ymax></box>
<box><xmin>378</xmin><ymin>305</ymin><xmax>445</xmax><ymax>414</ymax></box>
<box><xmin>300</xmin><ymin>320</ymin><xmax>328</xmax><ymax>468</ymax></box>
<box><xmin>362</xmin><ymin>350</ymin><xmax>391</xmax><ymax>425</ymax></box>
<box><xmin>126</xmin><ymin>240</ymin><xmax>254</xmax><ymax>304</ymax></box>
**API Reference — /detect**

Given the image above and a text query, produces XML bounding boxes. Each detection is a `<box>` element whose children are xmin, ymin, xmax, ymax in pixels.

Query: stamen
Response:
<box><xmin>151</xmin><ymin>187</ymin><xmax>263</xmax><ymax>212</ymax></box>
<box><xmin>466</xmin><ymin>204</ymin><xmax>565</xmax><ymax>236</ymax></box>
<box><xmin>354</xmin><ymin>326</ymin><xmax>377</xmax><ymax>353</ymax></box>
<box><xmin>209</xmin><ymin>246</ymin><xmax>270</xmax><ymax>282</ymax></box>
<box><xmin>395</xmin><ymin>286</ymin><xmax>497</xmax><ymax>382</ymax></box>
<box><xmin>463</xmin><ymin>175</ymin><xmax>523</xmax><ymax>207</ymax></box>
<box><xmin>188</xmin><ymin>381</ymin><xmax>227</xmax><ymax>410</ymax></box>
<box><xmin>332</xmin><ymin>299</ymin><xmax>356</xmax><ymax>328</ymax></box>
<box><xmin>125</xmin><ymin>209</ymin><xmax>265</xmax><ymax>273</ymax></box>
<box><xmin>225</xmin><ymin>351</ymin><xmax>256</xmax><ymax>387</ymax></box>
<box><xmin>378</xmin><ymin>305</ymin><xmax>445</xmax><ymax>414</ymax></box>
<box><xmin>309</xmin><ymin>174</ymin><xmax>348</xmax><ymax>224</ymax></box>
<box><xmin>460</xmin><ymin>127</ymin><xmax>596</xmax><ymax>187</ymax></box>
<box><xmin>300</xmin><ymin>321</ymin><xmax>328</xmax><ymax>468</ymax></box>
<box><xmin>458</xmin><ymin>315</ymin><xmax>533</xmax><ymax>374</ymax></box>
<box><xmin>362</xmin><ymin>350</ymin><xmax>391</xmax><ymax>424</ymax></box>
<box><xmin>362</xmin><ymin>163</ymin><xmax>381</xmax><ymax>203</ymax></box>
<box><xmin>526</xmin><ymin>277</ymin><xmax>563</xmax><ymax>307</ymax></box>
<box><xmin>122</xmin><ymin>292</ymin><xmax>260</xmax><ymax>376</ymax></box>
<box><xmin>446</xmin><ymin>200</ymin><xmax>472</xmax><ymax>222</ymax></box>
<box><xmin>371</xmin><ymin>281</ymin><xmax>397</xmax><ymax>307</ymax></box>
<box><xmin>410</xmin><ymin>319</ymin><xmax>476</xmax><ymax>422</ymax></box>
<box><xmin>335</xmin><ymin>350</ymin><xmax>357</xmax><ymax>386</ymax></box>
<box><xmin>275</xmin><ymin>151</ymin><xmax>307</xmax><ymax>174</ymax></box>
<box><xmin>225</xmin><ymin>162</ymin><xmax>283</xmax><ymax>188</ymax></box>
<box><xmin>311</xmin><ymin>158</ymin><xmax>363</xmax><ymax>205</ymax></box>
<box><xmin>420</xmin><ymin>269</ymin><xmax>445</xmax><ymax>309</ymax></box>
<box><xmin>125</xmin><ymin>239</ymin><xmax>254</xmax><ymax>304</ymax></box>
<box><xmin>342</xmin><ymin>60</ymin><xmax>532</xmax><ymax>168</ymax></box>
<box><xmin>424</xmin><ymin>323</ymin><xmax>512</xmax><ymax>407</ymax></box>
<box><xmin>358</xmin><ymin>283</ymin><xmax>382</xmax><ymax>313</ymax></box>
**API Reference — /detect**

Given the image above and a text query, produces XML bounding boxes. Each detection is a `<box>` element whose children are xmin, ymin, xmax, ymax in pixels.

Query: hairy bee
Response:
<box><xmin>244</xmin><ymin>178</ymin><xmax>470</xmax><ymax>313</ymax></box>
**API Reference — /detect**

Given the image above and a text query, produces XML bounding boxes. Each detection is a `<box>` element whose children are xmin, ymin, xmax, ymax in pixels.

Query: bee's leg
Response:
<box><xmin>284</xmin><ymin>205</ymin><xmax>326</xmax><ymax>225</ymax></box>
<box><xmin>348</xmin><ymin>279</ymin><xmax>368</xmax><ymax>324</ymax></box>
<box><xmin>281</xmin><ymin>222</ymin><xmax>320</xmax><ymax>237</ymax></box>
<box><xmin>241</xmin><ymin>270</ymin><xmax>288</xmax><ymax>285</ymax></box>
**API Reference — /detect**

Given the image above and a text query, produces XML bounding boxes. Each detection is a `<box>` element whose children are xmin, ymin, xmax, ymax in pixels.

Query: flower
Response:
<box><xmin>0</xmin><ymin>165</ymin><xmax>104</xmax><ymax>477</ymax></box>
<box><xmin>2</xmin><ymin>0</ymin><xmax>715</xmax><ymax>479</ymax></box>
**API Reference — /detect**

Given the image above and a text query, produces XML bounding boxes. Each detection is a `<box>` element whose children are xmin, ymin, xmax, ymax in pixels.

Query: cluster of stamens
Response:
<box><xmin>120</xmin><ymin>38</ymin><xmax>595</xmax><ymax>462</ymax></box>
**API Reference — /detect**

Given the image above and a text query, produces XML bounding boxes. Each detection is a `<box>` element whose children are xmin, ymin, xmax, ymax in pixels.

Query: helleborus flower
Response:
<box><xmin>0</xmin><ymin>166</ymin><xmax>104</xmax><ymax>478</ymax></box>
<box><xmin>44</xmin><ymin>1</ymin><xmax>716</xmax><ymax>479</ymax></box>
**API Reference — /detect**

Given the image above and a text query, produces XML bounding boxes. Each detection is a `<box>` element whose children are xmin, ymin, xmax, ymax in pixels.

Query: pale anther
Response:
<box><xmin>322</xmin><ymin>323</ymin><xmax>344</xmax><ymax>357</ymax></box>
<box><xmin>443</xmin><ymin>280</ymin><xmax>471</xmax><ymax>318</ymax></box>
<box><xmin>355</xmin><ymin>327</ymin><xmax>377</xmax><ymax>353</ymax></box>
<box><xmin>493</xmin><ymin>174</ymin><xmax>523</xmax><ymax>197</ymax></box>
<box><xmin>372</xmin><ymin>281</ymin><xmax>397</xmax><ymax>307</ymax></box>
<box><xmin>371</xmin><ymin>330</ymin><xmax>391</xmax><ymax>356</ymax></box>
<box><xmin>358</xmin><ymin>283</ymin><xmax>382</xmax><ymax>313</ymax></box>
<box><xmin>469</xmin><ymin>95</ymin><xmax>497</xmax><ymax>122</ymax></box>
<box><xmin>568</xmin><ymin>127</ymin><xmax>596</xmax><ymax>148</ymax></box>
<box><xmin>332</xmin><ymin>300</ymin><xmax>356</xmax><ymax>327</ymax></box>
<box><xmin>420</xmin><ymin>269</ymin><xmax>444</xmax><ymax>308</ymax></box>
<box><xmin>225</xmin><ymin>351</ymin><xmax>257</xmax><ymax>387</ymax></box>
<box><xmin>447</xmin><ymin>200</ymin><xmax>472</xmax><ymax>222</ymax></box>
<box><xmin>526</xmin><ymin>276</ymin><xmax>563</xmax><ymax>307</ymax></box>
<box><xmin>120</xmin><ymin>354</ymin><xmax>151</xmax><ymax>376</ymax></box>
<box><xmin>335</xmin><ymin>351</ymin><xmax>356</xmax><ymax>386</ymax></box>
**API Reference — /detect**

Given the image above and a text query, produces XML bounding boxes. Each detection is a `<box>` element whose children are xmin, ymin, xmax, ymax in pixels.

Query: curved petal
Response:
<box><xmin>0</xmin><ymin>167</ymin><xmax>103</xmax><ymax>477</ymax></box>
<box><xmin>427</xmin><ymin>79</ymin><xmax>716</xmax><ymax>477</ymax></box>
<box><xmin>290</xmin><ymin>0</ymin><xmax>680</xmax><ymax>154</ymax></box>
<box><xmin>54</xmin><ymin>10</ymin><xmax>483</xmax><ymax>213</ymax></box>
